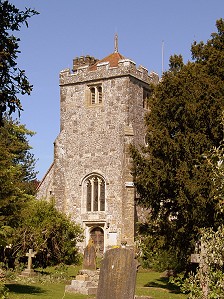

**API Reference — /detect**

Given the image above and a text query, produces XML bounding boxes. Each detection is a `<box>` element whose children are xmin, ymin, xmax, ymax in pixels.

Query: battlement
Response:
<box><xmin>60</xmin><ymin>56</ymin><xmax>159</xmax><ymax>86</ymax></box>
<box><xmin>73</xmin><ymin>55</ymin><xmax>99</xmax><ymax>72</ymax></box>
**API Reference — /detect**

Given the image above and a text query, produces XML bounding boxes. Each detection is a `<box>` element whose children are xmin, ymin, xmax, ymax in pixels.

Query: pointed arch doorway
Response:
<box><xmin>90</xmin><ymin>227</ymin><xmax>104</xmax><ymax>256</ymax></box>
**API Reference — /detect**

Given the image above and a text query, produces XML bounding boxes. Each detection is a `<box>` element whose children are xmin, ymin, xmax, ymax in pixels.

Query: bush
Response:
<box><xmin>136</xmin><ymin>232</ymin><xmax>183</xmax><ymax>272</ymax></box>
<box><xmin>0</xmin><ymin>284</ymin><xmax>8</xmax><ymax>299</ymax></box>
<box><xmin>8</xmin><ymin>200</ymin><xmax>83</xmax><ymax>267</ymax></box>
<box><xmin>179</xmin><ymin>226</ymin><xmax>224</xmax><ymax>298</ymax></box>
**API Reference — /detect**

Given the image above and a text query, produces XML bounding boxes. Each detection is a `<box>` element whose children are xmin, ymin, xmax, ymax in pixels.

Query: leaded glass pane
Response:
<box><xmin>93</xmin><ymin>178</ymin><xmax>98</xmax><ymax>211</ymax></box>
<box><xmin>86</xmin><ymin>181</ymin><xmax>91</xmax><ymax>211</ymax></box>
<box><xmin>100</xmin><ymin>181</ymin><xmax>105</xmax><ymax>211</ymax></box>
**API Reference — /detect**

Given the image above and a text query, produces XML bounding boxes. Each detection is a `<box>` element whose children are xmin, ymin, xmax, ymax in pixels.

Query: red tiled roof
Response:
<box><xmin>89</xmin><ymin>52</ymin><xmax>126</xmax><ymax>71</ymax></box>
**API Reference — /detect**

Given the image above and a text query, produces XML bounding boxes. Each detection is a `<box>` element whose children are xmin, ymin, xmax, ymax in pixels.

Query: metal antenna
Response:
<box><xmin>114</xmin><ymin>33</ymin><xmax>118</xmax><ymax>53</ymax></box>
<box><xmin>162</xmin><ymin>40</ymin><xmax>164</xmax><ymax>74</ymax></box>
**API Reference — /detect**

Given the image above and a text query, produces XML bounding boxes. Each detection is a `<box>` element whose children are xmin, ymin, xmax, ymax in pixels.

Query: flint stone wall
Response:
<box><xmin>37</xmin><ymin>55</ymin><xmax>159</xmax><ymax>251</ymax></box>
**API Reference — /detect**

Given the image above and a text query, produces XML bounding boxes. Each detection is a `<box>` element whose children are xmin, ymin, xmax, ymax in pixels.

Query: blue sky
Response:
<box><xmin>10</xmin><ymin>0</ymin><xmax>224</xmax><ymax>180</ymax></box>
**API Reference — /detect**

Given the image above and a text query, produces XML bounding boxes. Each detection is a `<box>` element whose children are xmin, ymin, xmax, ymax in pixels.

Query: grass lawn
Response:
<box><xmin>135</xmin><ymin>269</ymin><xmax>187</xmax><ymax>299</ymax></box>
<box><xmin>5</xmin><ymin>282</ymin><xmax>89</xmax><ymax>299</ymax></box>
<box><xmin>4</xmin><ymin>266</ymin><xmax>187</xmax><ymax>299</ymax></box>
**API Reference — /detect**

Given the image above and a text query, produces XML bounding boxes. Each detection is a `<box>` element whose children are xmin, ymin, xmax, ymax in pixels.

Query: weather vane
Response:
<box><xmin>114</xmin><ymin>33</ymin><xmax>118</xmax><ymax>53</ymax></box>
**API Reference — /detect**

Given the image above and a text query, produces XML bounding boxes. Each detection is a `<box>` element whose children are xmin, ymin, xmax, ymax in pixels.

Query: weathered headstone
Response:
<box><xmin>26</xmin><ymin>249</ymin><xmax>36</xmax><ymax>270</ymax></box>
<box><xmin>191</xmin><ymin>242</ymin><xmax>209</xmax><ymax>298</ymax></box>
<box><xmin>96</xmin><ymin>247</ymin><xmax>138</xmax><ymax>299</ymax></box>
<box><xmin>20</xmin><ymin>248</ymin><xmax>37</xmax><ymax>277</ymax></box>
<box><xmin>65</xmin><ymin>239</ymin><xmax>98</xmax><ymax>295</ymax></box>
<box><xmin>83</xmin><ymin>238</ymin><xmax>96</xmax><ymax>270</ymax></box>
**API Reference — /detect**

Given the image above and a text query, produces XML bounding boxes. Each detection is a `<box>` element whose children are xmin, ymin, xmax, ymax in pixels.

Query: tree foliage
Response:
<box><xmin>0</xmin><ymin>1</ymin><xmax>38</xmax><ymax>261</ymax></box>
<box><xmin>180</xmin><ymin>226</ymin><xmax>224</xmax><ymax>298</ymax></box>
<box><xmin>0</xmin><ymin>118</ymin><xmax>83</xmax><ymax>267</ymax></box>
<box><xmin>9</xmin><ymin>200</ymin><xmax>83</xmax><ymax>266</ymax></box>
<box><xmin>0</xmin><ymin>117</ymin><xmax>37</xmax><ymax>249</ymax></box>
<box><xmin>131</xmin><ymin>19</ymin><xmax>224</xmax><ymax>270</ymax></box>
<box><xmin>0</xmin><ymin>0</ymin><xmax>38</xmax><ymax>124</ymax></box>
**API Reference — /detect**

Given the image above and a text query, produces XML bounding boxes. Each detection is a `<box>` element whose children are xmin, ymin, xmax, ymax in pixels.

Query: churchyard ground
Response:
<box><xmin>4</xmin><ymin>265</ymin><xmax>187</xmax><ymax>299</ymax></box>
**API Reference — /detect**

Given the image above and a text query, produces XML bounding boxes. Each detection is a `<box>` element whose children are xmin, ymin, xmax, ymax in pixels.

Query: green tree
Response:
<box><xmin>0</xmin><ymin>117</ymin><xmax>36</xmax><ymax>246</ymax></box>
<box><xmin>10</xmin><ymin>200</ymin><xmax>83</xmax><ymax>266</ymax></box>
<box><xmin>132</xmin><ymin>19</ymin><xmax>224</xmax><ymax>270</ymax></box>
<box><xmin>0</xmin><ymin>0</ymin><xmax>38</xmax><ymax>255</ymax></box>
<box><xmin>0</xmin><ymin>0</ymin><xmax>38</xmax><ymax>124</ymax></box>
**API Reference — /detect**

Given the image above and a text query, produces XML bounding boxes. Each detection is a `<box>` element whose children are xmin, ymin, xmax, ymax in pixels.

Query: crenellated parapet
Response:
<box><xmin>60</xmin><ymin>57</ymin><xmax>159</xmax><ymax>86</ymax></box>
<box><xmin>73</xmin><ymin>55</ymin><xmax>99</xmax><ymax>72</ymax></box>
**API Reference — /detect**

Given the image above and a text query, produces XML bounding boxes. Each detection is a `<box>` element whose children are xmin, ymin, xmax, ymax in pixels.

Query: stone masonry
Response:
<box><xmin>37</xmin><ymin>46</ymin><xmax>159</xmax><ymax>253</ymax></box>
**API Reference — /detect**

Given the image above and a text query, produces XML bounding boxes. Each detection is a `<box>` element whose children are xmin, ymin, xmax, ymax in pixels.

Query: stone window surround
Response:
<box><xmin>82</xmin><ymin>173</ymin><xmax>106</xmax><ymax>212</ymax></box>
<box><xmin>87</xmin><ymin>83</ymin><xmax>103</xmax><ymax>106</ymax></box>
<box><xmin>143</xmin><ymin>88</ymin><xmax>150</xmax><ymax>110</ymax></box>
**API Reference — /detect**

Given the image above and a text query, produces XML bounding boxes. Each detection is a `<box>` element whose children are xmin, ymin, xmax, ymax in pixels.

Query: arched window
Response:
<box><xmin>85</xmin><ymin>174</ymin><xmax>105</xmax><ymax>212</ymax></box>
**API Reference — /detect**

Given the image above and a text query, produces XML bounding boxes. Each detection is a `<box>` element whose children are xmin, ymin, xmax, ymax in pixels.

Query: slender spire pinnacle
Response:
<box><xmin>114</xmin><ymin>33</ymin><xmax>118</xmax><ymax>53</ymax></box>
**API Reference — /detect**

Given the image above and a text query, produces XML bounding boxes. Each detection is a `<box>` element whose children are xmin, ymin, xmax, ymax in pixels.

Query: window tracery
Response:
<box><xmin>85</xmin><ymin>174</ymin><xmax>105</xmax><ymax>212</ymax></box>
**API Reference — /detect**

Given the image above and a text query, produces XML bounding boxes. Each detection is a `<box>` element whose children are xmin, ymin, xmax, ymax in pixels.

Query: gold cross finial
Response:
<box><xmin>114</xmin><ymin>33</ymin><xmax>118</xmax><ymax>53</ymax></box>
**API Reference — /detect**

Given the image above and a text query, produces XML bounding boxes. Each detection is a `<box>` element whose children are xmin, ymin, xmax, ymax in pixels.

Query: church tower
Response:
<box><xmin>37</xmin><ymin>39</ymin><xmax>158</xmax><ymax>253</ymax></box>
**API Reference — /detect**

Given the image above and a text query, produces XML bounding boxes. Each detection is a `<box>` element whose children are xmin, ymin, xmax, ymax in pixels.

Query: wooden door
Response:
<box><xmin>90</xmin><ymin>227</ymin><xmax>104</xmax><ymax>255</ymax></box>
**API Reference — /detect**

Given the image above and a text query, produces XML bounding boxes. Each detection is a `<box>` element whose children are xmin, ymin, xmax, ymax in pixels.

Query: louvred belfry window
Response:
<box><xmin>98</xmin><ymin>86</ymin><xmax>102</xmax><ymax>104</ymax></box>
<box><xmin>89</xmin><ymin>84</ymin><xmax>103</xmax><ymax>105</ymax></box>
<box><xmin>90</xmin><ymin>87</ymin><xmax>96</xmax><ymax>104</ymax></box>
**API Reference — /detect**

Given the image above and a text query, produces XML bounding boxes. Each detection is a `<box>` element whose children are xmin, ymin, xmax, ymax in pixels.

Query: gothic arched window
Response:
<box><xmin>85</xmin><ymin>174</ymin><xmax>105</xmax><ymax>212</ymax></box>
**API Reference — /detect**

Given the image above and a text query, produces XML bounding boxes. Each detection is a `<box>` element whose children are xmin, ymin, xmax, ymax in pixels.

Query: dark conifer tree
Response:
<box><xmin>0</xmin><ymin>118</ymin><xmax>37</xmax><ymax>228</ymax></box>
<box><xmin>0</xmin><ymin>1</ymin><xmax>38</xmax><ymax>248</ymax></box>
<box><xmin>131</xmin><ymin>19</ymin><xmax>224</xmax><ymax>270</ymax></box>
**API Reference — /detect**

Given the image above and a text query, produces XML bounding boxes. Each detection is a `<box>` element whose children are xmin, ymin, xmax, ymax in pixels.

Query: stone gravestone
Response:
<box><xmin>96</xmin><ymin>247</ymin><xmax>138</xmax><ymax>299</ymax></box>
<box><xmin>20</xmin><ymin>249</ymin><xmax>37</xmax><ymax>277</ymax></box>
<box><xmin>65</xmin><ymin>238</ymin><xmax>99</xmax><ymax>295</ymax></box>
<box><xmin>83</xmin><ymin>238</ymin><xmax>96</xmax><ymax>270</ymax></box>
<box><xmin>191</xmin><ymin>242</ymin><xmax>208</xmax><ymax>298</ymax></box>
